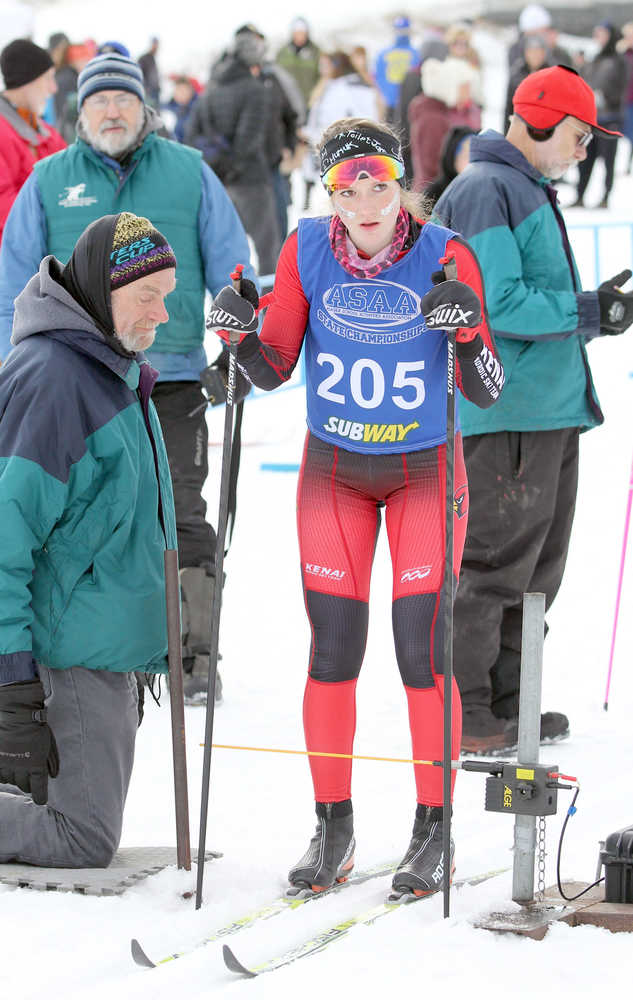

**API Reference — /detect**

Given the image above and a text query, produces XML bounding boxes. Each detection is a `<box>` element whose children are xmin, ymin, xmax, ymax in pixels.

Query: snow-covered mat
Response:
<box><xmin>0</xmin><ymin>847</ymin><xmax>221</xmax><ymax>896</ymax></box>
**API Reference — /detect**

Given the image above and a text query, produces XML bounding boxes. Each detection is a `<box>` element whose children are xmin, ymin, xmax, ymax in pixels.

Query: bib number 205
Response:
<box><xmin>316</xmin><ymin>353</ymin><xmax>425</xmax><ymax>410</ymax></box>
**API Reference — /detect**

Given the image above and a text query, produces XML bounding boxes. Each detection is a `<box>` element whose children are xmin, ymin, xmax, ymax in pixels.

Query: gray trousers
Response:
<box><xmin>0</xmin><ymin>665</ymin><xmax>138</xmax><ymax>868</ymax></box>
<box><xmin>454</xmin><ymin>428</ymin><xmax>579</xmax><ymax>716</ymax></box>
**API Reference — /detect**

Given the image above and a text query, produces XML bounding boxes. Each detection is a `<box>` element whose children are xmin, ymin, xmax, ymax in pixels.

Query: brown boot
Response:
<box><xmin>461</xmin><ymin>708</ymin><xmax>518</xmax><ymax>755</ymax></box>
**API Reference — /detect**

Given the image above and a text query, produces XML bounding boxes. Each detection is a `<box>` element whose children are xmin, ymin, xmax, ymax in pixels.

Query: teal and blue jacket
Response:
<box><xmin>0</xmin><ymin>110</ymin><xmax>257</xmax><ymax>377</ymax></box>
<box><xmin>0</xmin><ymin>256</ymin><xmax>177</xmax><ymax>685</ymax></box>
<box><xmin>433</xmin><ymin>130</ymin><xmax>604</xmax><ymax>436</ymax></box>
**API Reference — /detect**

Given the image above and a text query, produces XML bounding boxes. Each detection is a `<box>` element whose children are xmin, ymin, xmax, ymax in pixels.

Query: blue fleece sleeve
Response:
<box><xmin>198</xmin><ymin>162</ymin><xmax>259</xmax><ymax>296</ymax></box>
<box><xmin>0</xmin><ymin>175</ymin><xmax>47</xmax><ymax>360</ymax></box>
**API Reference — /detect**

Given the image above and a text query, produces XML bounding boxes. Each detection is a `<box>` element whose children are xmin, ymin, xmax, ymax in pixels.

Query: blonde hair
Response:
<box><xmin>317</xmin><ymin>117</ymin><xmax>430</xmax><ymax>220</ymax></box>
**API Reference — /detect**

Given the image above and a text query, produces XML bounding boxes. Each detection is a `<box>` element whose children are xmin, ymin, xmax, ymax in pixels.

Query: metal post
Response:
<box><xmin>511</xmin><ymin>592</ymin><xmax>545</xmax><ymax>904</ymax></box>
<box><xmin>164</xmin><ymin>549</ymin><xmax>191</xmax><ymax>871</ymax></box>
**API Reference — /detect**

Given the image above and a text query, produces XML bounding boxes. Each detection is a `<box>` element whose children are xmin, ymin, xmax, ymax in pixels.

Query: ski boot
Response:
<box><xmin>391</xmin><ymin>805</ymin><xmax>454</xmax><ymax>899</ymax></box>
<box><xmin>288</xmin><ymin>800</ymin><xmax>355</xmax><ymax>895</ymax></box>
<box><xmin>180</xmin><ymin>566</ymin><xmax>222</xmax><ymax>706</ymax></box>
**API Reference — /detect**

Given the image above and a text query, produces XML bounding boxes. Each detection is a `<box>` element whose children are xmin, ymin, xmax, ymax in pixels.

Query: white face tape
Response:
<box><xmin>334</xmin><ymin>197</ymin><xmax>357</xmax><ymax>218</ymax></box>
<box><xmin>380</xmin><ymin>193</ymin><xmax>400</xmax><ymax>217</ymax></box>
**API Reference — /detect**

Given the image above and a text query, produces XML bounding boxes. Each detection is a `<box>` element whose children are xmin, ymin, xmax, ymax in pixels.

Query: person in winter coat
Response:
<box><xmin>275</xmin><ymin>17</ymin><xmax>320</xmax><ymax>108</ymax></box>
<box><xmin>573</xmin><ymin>23</ymin><xmax>627</xmax><ymax>208</ymax></box>
<box><xmin>0</xmin><ymin>39</ymin><xmax>65</xmax><ymax>242</ymax></box>
<box><xmin>186</xmin><ymin>31</ymin><xmax>281</xmax><ymax>276</ymax></box>
<box><xmin>206</xmin><ymin>117</ymin><xmax>505</xmax><ymax>899</ymax></box>
<box><xmin>138</xmin><ymin>37</ymin><xmax>161</xmax><ymax>108</ymax></box>
<box><xmin>616</xmin><ymin>22</ymin><xmax>633</xmax><ymax>169</ymax></box>
<box><xmin>424</xmin><ymin>125</ymin><xmax>477</xmax><ymax>204</ymax></box>
<box><xmin>301</xmin><ymin>51</ymin><xmax>380</xmax><ymax>208</ymax></box>
<box><xmin>396</xmin><ymin>28</ymin><xmax>449</xmax><ymax>176</ymax></box>
<box><xmin>0</xmin><ymin>211</ymin><xmax>177</xmax><ymax>868</ymax></box>
<box><xmin>503</xmin><ymin>34</ymin><xmax>551</xmax><ymax>131</ymax></box>
<box><xmin>0</xmin><ymin>52</ymin><xmax>257</xmax><ymax>708</ymax></box>
<box><xmin>434</xmin><ymin>65</ymin><xmax>633</xmax><ymax>754</ymax></box>
<box><xmin>163</xmin><ymin>74</ymin><xmax>201</xmax><ymax>144</ymax></box>
<box><xmin>408</xmin><ymin>56</ymin><xmax>481</xmax><ymax>191</ymax></box>
<box><xmin>373</xmin><ymin>14</ymin><xmax>420</xmax><ymax>120</ymax></box>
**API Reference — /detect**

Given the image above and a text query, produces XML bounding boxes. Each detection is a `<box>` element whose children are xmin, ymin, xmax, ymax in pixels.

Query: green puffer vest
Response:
<box><xmin>34</xmin><ymin>134</ymin><xmax>205</xmax><ymax>353</ymax></box>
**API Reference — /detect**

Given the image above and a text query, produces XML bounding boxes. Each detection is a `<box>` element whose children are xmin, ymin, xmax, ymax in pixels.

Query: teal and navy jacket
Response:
<box><xmin>0</xmin><ymin>256</ymin><xmax>177</xmax><ymax>685</ymax></box>
<box><xmin>433</xmin><ymin>130</ymin><xmax>604</xmax><ymax>435</ymax></box>
<box><xmin>0</xmin><ymin>109</ymin><xmax>257</xmax><ymax>377</ymax></box>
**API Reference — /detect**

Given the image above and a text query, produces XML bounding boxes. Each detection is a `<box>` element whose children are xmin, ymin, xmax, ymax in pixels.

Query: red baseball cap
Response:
<box><xmin>513</xmin><ymin>64</ymin><xmax>622</xmax><ymax>137</ymax></box>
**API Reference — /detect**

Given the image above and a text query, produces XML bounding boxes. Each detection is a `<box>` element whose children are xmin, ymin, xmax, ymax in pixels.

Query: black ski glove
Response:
<box><xmin>421</xmin><ymin>279</ymin><xmax>481</xmax><ymax>339</ymax></box>
<box><xmin>598</xmin><ymin>269</ymin><xmax>633</xmax><ymax>334</ymax></box>
<box><xmin>0</xmin><ymin>680</ymin><xmax>60</xmax><ymax>805</ymax></box>
<box><xmin>205</xmin><ymin>279</ymin><xmax>260</xmax><ymax>345</ymax></box>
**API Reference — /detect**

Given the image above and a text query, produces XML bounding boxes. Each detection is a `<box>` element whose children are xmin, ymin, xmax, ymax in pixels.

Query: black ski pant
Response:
<box><xmin>453</xmin><ymin>428</ymin><xmax>579</xmax><ymax>717</ymax></box>
<box><xmin>151</xmin><ymin>380</ymin><xmax>216</xmax><ymax>573</ymax></box>
<box><xmin>577</xmin><ymin>135</ymin><xmax>619</xmax><ymax>201</ymax></box>
<box><xmin>224</xmin><ymin>179</ymin><xmax>281</xmax><ymax>278</ymax></box>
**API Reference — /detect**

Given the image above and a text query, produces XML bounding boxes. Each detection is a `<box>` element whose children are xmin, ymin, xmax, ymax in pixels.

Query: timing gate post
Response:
<box><xmin>512</xmin><ymin>592</ymin><xmax>546</xmax><ymax>904</ymax></box>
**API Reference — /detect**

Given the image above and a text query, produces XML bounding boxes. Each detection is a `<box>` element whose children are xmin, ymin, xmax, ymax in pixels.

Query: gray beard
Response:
<box><xmin>79</xmin><ymin>107</ymin><xmax>144</xmax><ymax>159</ymax></box>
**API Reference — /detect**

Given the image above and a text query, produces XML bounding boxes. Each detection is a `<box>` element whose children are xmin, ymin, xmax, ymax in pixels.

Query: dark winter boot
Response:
<box><xmin>288</xmin><ymin>800</ymin><xmax>355</xmax><ymax>893</ymax></box>
<box><xmin>540</xmin><ymin>711</ymin><xmax>569</xmax><ymax>744</ymax></box>
<box><xmin>392</xmin><ymin>805</ymin><xmax>454</xmax><ymax>898</ymax></box>
<box><xmin>182</xmin><ymin>654</ymin><xmax>223</xmax><ymax>705</ymax></box>
<box><xmin>180</xmin><ymin>567</ymin><xmax>222</xmax><ymax>706</ymax></box>
<box><xmin>461</xmin><ymin>708</ymin><xmax>519</xmax><ymax>755</ymax></box>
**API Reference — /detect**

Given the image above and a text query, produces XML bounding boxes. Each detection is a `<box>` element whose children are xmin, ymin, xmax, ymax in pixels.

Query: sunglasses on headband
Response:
<box><xmin>322</xmin><ymin>154</ymin><xmax>405</xmax><ymax>192</ymax></box>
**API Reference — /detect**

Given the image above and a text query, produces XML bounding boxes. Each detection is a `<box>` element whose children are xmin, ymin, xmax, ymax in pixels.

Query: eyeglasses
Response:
<box><xmin>568</xmin><ymin>123</ymin><xmax>593</xmax><ymax>148</ymax></box>
<box><xmin>321</xmin><ymin>154</ymin><xmax>405</xmax><ymax>192</ymax></box>
<box><xmin>84</xmin><ymin>93</ymin><xmax>138</xmax><ymax>110</ymax></box>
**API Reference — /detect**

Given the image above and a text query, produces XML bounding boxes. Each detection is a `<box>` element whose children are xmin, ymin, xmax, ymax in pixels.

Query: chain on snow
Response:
<box><xmin>537</xmin><ymin>816</ymin><xmax>547</xmax><ymax>900</ymax></box>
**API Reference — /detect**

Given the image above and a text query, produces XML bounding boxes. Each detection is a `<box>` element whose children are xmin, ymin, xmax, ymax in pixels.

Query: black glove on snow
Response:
<box><xmin>421</xmin><ymin>279</ymin><xmax>481</xmax><ymax>335</ymax></box>
<box><xmin>598</xmin><ymin>269</ymin><xmax>633</xmax><ymax>334</ymax></box>
<box><xmin>0</xmin><ymin>680</ymin><xmax>59</xmax><ymax>805</ymax></box>
<box><xmin>205</xmin><ymin>279</ymin><xmax>260</xmax><ymax>344</ymax></box>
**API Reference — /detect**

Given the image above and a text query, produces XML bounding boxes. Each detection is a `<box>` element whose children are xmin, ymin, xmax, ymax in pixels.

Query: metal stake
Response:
<box><xmin>512</xmin><ymin>592</ymin><xmax>545</xmax><ymax>904</ymax></box>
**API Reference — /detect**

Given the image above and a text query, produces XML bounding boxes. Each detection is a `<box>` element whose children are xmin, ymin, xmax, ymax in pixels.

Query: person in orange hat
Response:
<box><xmin>433</xmin><ymin>65</ymin><xmax>633</xmax><ymax>754</ymax></box>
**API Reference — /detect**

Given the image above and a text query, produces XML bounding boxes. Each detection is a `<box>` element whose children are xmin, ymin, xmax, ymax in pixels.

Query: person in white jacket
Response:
<box><xmin>301</xmin><ymin>51</ymin><xmax>380</xmax><ymax>207</ymax></box>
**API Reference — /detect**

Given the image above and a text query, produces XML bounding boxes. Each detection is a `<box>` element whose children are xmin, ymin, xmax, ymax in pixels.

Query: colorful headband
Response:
<box><xmin>319</xmin><ymin>127</ymin><xmax>405</xmax><ymax>185</ymax></box>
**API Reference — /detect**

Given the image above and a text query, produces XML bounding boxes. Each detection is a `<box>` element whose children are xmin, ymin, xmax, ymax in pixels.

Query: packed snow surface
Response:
<box><xmin>2</xmin><ymin>8</ymin><xmax>632</xmax><ymax>998</ymax></box>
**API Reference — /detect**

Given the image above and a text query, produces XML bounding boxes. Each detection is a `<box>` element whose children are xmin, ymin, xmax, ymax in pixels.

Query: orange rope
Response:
<box><xmin>205</xmin><ymin>742</ymin><xmax>454</xmax><ymax>768</ymax></box>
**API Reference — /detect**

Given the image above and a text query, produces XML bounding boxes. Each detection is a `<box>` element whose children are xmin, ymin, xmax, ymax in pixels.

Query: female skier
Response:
<box><xmin>206</xmin><ymin>118</ymin><xmax>504</xmax><ymax>898</ymax></box>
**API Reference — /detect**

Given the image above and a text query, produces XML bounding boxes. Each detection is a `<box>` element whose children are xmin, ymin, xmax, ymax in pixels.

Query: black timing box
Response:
<box><xmin>601</xmin><ymin>825</ymin><xmax>633</xmax><ymax>903</ymax></box>
<box><xmin>484</xmin><ymin>763</ymin><xmax>558</xmax><ymax>817</ymax></box>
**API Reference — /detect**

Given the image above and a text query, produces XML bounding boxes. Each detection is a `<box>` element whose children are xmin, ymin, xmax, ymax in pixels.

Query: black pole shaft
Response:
<box><xmin>164</xmin><ymin>549</ymin><xmax>192</xmax><ymax>871</ymax></box>
<box><xmin>441</xmin><ymin>256</ymin><xmax>458</xmax><ymax>920</ymax></box>
<box><xmin>195</xmin><ymin>279</ymin><xmax>242</xmax><ymax>909</ymax></box>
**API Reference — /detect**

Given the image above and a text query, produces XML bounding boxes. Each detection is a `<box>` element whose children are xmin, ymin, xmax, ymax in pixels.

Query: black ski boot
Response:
<box><xmin>288</xmin><ymin>800</ymin><xmax>355</xmax><ymax>894</ymax></box>
<box><xmin>391</xmin><ymin>805</ymin><xmax>454</xmax><ymax>898</ymax></box>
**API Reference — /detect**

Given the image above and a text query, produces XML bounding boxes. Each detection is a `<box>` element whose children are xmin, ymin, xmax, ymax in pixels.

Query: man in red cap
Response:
<box><xmin>434</xmin><ymin>65</ymin><xmax>633</xmax><ymax>754</ymax></box>
<box><xmin>0</xmin><ymin>39</ymin><xmax>65</xmax><ymax>241</ymax></box>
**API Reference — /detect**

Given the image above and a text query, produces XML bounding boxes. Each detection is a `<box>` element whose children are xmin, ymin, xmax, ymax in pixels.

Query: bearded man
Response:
<box><xmin>0</xmin><ymin>53</ymin><xmax>258</xmax><ymax>706</ymax></box>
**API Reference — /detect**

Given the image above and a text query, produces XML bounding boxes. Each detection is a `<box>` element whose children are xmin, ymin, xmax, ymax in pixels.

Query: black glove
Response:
<box><xmin>0</xmin><ymin>680</ymin><xmax>60</xmax><ymax>805</ymax></box>
<box><xmin>421</xmin><ymin>279</ymin><xmax>482</xmax><ymax>337</ymax></box>
<box><xmin>598</xmin><ymin>269</ymin><xmax>633</xmax><ymax>334</ymax></box>
<box><xmin>205</xmin><ymin>279</ymin><xmax>260</xmax><ymax>344</ymax></box>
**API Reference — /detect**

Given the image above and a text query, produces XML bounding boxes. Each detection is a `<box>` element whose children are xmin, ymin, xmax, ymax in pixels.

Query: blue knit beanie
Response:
<box><xmin>77</xmin><ymin>53</ymin><xmax>145</xmax><ymax>108</ymax></box>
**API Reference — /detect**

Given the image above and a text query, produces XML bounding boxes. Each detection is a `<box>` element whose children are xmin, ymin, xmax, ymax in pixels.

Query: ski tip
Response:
<box><xmin>222</xmin><ymin>944</ymin><xmax>257</xmax><ymax>978</ymax></box>
<box><xmin>131</xmin><ymin>938</ymin><xmax>156</xmax><ymax>969</ymax></box>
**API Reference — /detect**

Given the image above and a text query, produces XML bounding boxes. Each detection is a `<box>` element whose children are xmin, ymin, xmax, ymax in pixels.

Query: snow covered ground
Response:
<box><xmin>2</xmin><ymin>8</ymin><xmax>633</xmax><ymax>999</ymax></box>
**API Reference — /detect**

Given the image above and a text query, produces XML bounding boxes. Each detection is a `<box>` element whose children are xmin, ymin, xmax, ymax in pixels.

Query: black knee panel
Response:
<box><xmin>393</xmin><ymin>593</ymin><xmax>446</xmax><ymax>689</ymax></box>
<box><xmin>305</xmin><ymin>590</ymin><xmax>368</xmax><ymax>683</ymax></box>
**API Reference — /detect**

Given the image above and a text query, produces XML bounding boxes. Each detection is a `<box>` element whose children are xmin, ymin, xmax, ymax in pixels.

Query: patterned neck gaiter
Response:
<box><xmin>329</xmin><ymin>207</ymin><xmax>410</xmax><ymax>279</ymax></box>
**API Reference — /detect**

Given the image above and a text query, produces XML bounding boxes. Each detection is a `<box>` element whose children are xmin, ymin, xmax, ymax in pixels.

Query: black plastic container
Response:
<box><xmin>600</xmin><ymin>825</ymin><xmax>633</xmax><ymax>903</ymax></box>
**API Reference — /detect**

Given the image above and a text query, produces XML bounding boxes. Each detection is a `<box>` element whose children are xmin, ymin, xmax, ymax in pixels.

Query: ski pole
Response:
<box><xmin>164</xmin><ymin>548</ymin><xmax>191</xmax><ymax>871</ymax></box>
<box><xmin>440</xmin><ymin>255</ymin><xmax>458</xmax><ymax>920</ymax></box>
<box><xmin>604</xmin><ymin>448</ymin><xmax>633</xmax><ymax>710</ymax></box>
<box><xmin>195</xmin><ymin>263</ymin><xmax>244</xmax><ymax>909</ymax></box>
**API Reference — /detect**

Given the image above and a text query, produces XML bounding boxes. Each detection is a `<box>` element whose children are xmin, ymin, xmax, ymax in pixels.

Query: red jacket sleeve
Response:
<box><xmin>447</xmin><ymin>236</ymin><xmax>505</xmax><ymax>408</ymax></box>
<box><xmin>237</xmin><ymin>230</ymin><xmax>308</xmax><ymax>389</ymax></box>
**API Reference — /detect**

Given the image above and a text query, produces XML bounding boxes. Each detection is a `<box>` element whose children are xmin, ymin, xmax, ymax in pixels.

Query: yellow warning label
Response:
<box><xmin>516</xmin><ymin>768</ymin><xmax>535</xmax><ymax>780</ymax></box>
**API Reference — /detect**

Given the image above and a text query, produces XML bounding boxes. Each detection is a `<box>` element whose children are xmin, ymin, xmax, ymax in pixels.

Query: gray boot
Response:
<box><xmin>288</xmin><ymin>800</ymin><xmax>355</xmax><ymax>893</ymax></box>
<box><xmin>180</xmin><ymin>567</ymin><xmax>222</xmax><ymax>705</ymax></box>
